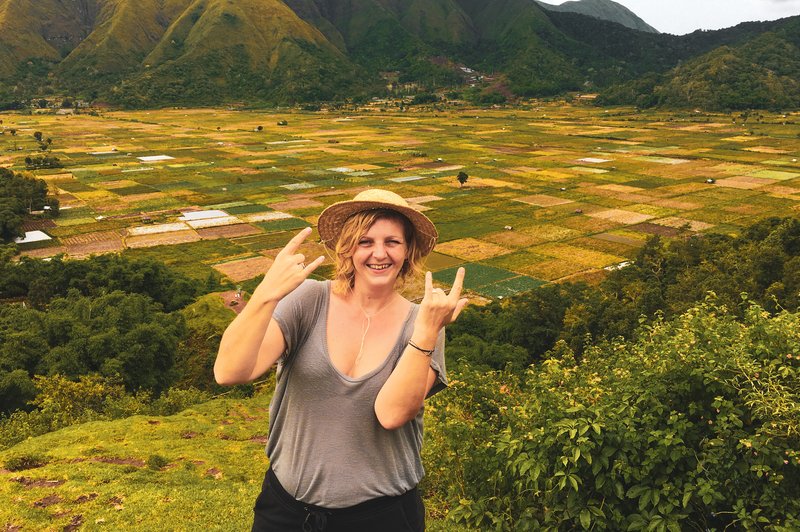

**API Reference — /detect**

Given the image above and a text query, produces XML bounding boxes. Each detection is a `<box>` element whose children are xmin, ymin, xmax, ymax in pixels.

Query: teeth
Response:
<box><xmin>368</xmin><ymin>264</ymin><xmax>390</xmax><ymax>270</ymax></box>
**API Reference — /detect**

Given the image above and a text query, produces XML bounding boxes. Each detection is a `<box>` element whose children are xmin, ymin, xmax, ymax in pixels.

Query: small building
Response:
<box><xmin>14</xmin><ymin>230</ymin><xmax>52</xmax><ymax>244</ymax></box>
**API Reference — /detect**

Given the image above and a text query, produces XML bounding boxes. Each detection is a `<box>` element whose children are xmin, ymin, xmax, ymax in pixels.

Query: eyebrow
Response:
<box><xmin>360</xmin><ymin>235</ymin><xmax>404</xmax><ymax>241</ymax></box>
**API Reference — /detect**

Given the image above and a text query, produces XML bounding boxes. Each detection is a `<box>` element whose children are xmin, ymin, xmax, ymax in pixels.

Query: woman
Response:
<box><xmin>214</xmin><ymin>189</ymin><xmax>467</xmax><ymax>531</ymax></box>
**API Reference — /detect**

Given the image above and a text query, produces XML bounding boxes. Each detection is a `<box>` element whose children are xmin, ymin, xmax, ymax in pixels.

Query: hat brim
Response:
<box><xmin>317</xmin><ymin>200</ymin><xmax>438</xmax><ymax>256</ymax></box>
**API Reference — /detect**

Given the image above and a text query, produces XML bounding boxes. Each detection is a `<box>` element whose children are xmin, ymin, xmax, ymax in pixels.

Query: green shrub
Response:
<box><xmin>4</xmin><ymin>453</ymin><xmax>49</xmax><ymax>471</ymax></box>
<box><xmin>146</xmin><ymin>454</ymin><xmax>170</xmax><ymax>471</ymax></box>
<box><xmin>0</xmin><ymin>379</ymin><xmax>211</xmax><ymax>450</ymax></box>
<box><xmin>150</xmin><ymin>387</ymin><xmax>212</xmax><ymax>416</ymax></box>
<box><xmin>426</xmin><ymin>298</ymin><xmax>800</xmax><ymax>530</ymax></box>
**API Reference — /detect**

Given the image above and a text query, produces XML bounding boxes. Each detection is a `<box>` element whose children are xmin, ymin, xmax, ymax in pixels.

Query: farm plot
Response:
<box><xmin>433</xmin><ymin>263</ymin><xmax>539</xmax><ymax>298</ymax></box>
<box><xmin>4</xmin><ymin>103</ymin><xmax>799</xmax><ymax>296</ymax></box>
<box><xmin>213</xmin><ymin>255</ymin><xmax>273</xmax><ymax>282</ymax></box>
<box><xmin>434</xmin><ymin>238</ymin><xmax>512</xmax><ymax>262</ymax></box>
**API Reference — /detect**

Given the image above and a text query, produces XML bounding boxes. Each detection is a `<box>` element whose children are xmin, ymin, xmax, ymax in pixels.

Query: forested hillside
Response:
<box><xmin>597</xmin><ymin>18</ymin><xmax>800</xmax><ymax>109</ymax></box>
<box><xmin>0</xmin><ymin>0</ymin><xmax>797</xmax><ymax>109</ymax></box>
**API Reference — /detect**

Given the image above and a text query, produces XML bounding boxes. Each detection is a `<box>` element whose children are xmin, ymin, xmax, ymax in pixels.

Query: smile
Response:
<box><xmin>367</xmin><ymin>264</ymin><xmax>392</xmax><ymax>270</ymax></box>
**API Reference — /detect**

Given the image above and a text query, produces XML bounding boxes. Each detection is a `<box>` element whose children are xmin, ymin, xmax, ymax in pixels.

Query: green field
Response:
<box><xmin>5</xmin><ymin>103</ymin><xmax>800</xmax><ymax>298</ymax></box>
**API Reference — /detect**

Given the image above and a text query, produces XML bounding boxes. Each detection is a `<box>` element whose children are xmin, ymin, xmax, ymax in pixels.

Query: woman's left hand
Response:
<box><xmin>414</xmin><ymin>268</ymin><xmax>468</xmax><ymax>338</ymax></box>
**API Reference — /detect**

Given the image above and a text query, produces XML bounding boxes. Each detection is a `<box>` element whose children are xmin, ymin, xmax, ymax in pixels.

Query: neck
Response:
<box><xmin>349</xmin><ymin>282</ymin><xmax>396</xmax><ymax>315</ymax></box>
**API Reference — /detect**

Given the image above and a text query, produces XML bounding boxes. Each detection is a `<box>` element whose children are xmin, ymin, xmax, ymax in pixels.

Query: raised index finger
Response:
<box><xmin>283</xmin><ymin>227</ymin><xmax>312</xmax><ymax>254</ymax></box>
<box><xmin>449</xmin><ymin>266</ymin><xmax>466</xmax><ymax>300</ymax></box>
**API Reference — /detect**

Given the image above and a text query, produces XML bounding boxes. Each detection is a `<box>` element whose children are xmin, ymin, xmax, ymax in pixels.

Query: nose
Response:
<box><xmin>372</xmin><ymin>242</ymin><xmax>387</xmax><ymax>259</ymax></box>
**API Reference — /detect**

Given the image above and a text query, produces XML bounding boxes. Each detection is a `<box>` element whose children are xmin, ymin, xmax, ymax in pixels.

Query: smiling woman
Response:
<box><xmin>213</xmin><ymin>189</ymin><xmax>468</xmax><ymax>531</ymax></box>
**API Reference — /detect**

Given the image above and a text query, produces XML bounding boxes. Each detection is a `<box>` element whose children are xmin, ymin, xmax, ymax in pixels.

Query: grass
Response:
<box><xmin>0</xmin><ymin>396</ymin><xmax>457</xmax><ymax>531</ymax></box>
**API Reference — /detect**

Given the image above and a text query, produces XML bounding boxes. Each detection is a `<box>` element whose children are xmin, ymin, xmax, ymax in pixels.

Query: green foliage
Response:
<box><xmin>0</xmin><ymin>0</ymin><xmax>795</xmax><ymax>106</ymax></box>
<box><xmin>410</xmin><ymin>93</ymin><xmax>440</xmax><ymax>105</ymax></box>
<box><xmin>0</xmin><ymin>375</ymin><xmax>211</xmax><ymax>449</ymax></box>
<box><xmin>450</xmin><ymin>217</ymin><xmax>800</xmax><ymax>365</ymax></box>
<box><xmin>427</xmin><ymin>300</ymin><xmax>800</xmax><ymax>530</ymax></box>
<box><xmin>176</xmin><ymin>294</ymin><xmax>236</xmax><ymax>391</ymax></box>
<box><xmin>0</xmin><ymin>253</ymin><xmax>201</xmax><ymax>310</ymax></box>
<box><xmin>24</xmin><ymin>154</ymin><xmax>62</xmax><ymax>169</ymax></box>
<box><xmin>3</xmin><ymin>452</ymin><xmax>49</xmax><ymax>471</ymax></box>
<box><xmin>147</xmin><ymin>454</ymin><xmax>170</xmax><ymax>470</ymax></box>
<box><xmin>448</xmin><ymin>282</ymin><xmax>583</xmax><ymax>365</ymax></box>
<box><xmin>652</xmin><ymin>35</ymin><xmax>800</xmax><ymax>110</ymax></box>
<box><xmin>0</xmin><ymin>167</ymin><xmax>59</xmax><ymax>242</ymax></box>
<box><xmin>31</xmin><ymin>374</ymin><xmax>127</xmax><ymax>421</ymax></box>
<box><xmin>597</xmin><ymin>27</ymin><xmax>800</xmax><ymax>110</ymax></box>
<box><xmin>0</xmin><ymin>285</ymin><xmax>196</xmax><ymax>415</ymax></box>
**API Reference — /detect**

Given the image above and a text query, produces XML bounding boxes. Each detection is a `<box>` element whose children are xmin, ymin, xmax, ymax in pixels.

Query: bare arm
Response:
<box><xmin>214</xmin><ymin>227</ymin><xmax>324</xmax><ymax>385</ymax></box>
<box><xmin>374</xmin><ymin>268</ymin><xmax>467</xmax><ymax>430</ymax></box>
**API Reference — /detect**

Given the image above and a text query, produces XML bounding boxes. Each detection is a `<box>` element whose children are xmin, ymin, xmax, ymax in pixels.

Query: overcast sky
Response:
<box><xmin>547</xmin><ymin>0</ymin><xmax>800</xmax><ymax>35</ymax></box>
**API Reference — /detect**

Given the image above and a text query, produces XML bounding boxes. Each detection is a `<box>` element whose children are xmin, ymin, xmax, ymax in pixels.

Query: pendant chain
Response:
<box><xmin>355</xmin><ymin>297</ymin><xmax>394</xmax><ymax>366</ymax></box>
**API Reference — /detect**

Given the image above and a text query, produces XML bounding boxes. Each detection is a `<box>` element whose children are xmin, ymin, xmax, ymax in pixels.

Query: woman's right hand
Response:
<box><xmin>251</xmin><ymin>227</ymin><xmax>325</xmax><ymax>304</ymax></box>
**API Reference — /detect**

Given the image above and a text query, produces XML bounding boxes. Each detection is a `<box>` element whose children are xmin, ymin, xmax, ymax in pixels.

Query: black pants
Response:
<box><xmin>252</xmin><ymin>468</ymin><xmax>425</xmax><ymax>532</ymax></box>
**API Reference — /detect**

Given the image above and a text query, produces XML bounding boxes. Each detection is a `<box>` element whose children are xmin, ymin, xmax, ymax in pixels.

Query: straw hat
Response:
<box><xmin>317</xmin><ymin>189</ymin><xmax>438</xmax><ymax>256</ymax></box>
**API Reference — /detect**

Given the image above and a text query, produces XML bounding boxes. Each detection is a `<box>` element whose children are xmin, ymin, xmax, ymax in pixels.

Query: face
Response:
<box><xmin>351</xmin><ymin>217</ymin><xmax>408</xmax><ymax>289</ymax></box>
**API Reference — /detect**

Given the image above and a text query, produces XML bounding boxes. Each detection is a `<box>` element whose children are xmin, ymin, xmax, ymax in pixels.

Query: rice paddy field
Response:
<box><xmin>4</xmin><ymin>103</ymin><xmax>800</xmax><ymax>299</ymax></box>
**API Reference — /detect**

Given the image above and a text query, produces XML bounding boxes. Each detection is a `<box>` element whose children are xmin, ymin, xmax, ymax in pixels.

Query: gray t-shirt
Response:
<box><xmin>267</xmin><ymin>279</ymin><xmax>447</xmax><ymax>508</ymax></box>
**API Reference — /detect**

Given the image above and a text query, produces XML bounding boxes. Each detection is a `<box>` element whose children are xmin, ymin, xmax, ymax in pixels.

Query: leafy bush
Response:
<box><xmin>427</xmin><ymin>298</ymin><xmax>800</xmax><ymax>530</ymax></box>
<box><xmin>147</xmin><ymin>454</ymin><xmax>170</xmax><ymax>470</ymax></box>
<box><xmin>4</xmin><ymin>453</ymin><xmax>49</xmax><ymax>471</ymax></box>
<box><xmin>0</xmin><ymin>375</ymin><xmax>211</xmax><ymax>450</ymax></box>
<box><xmin>410</xmin><ymin>93</ymin><xmax>439</xmax><ymax>105</ymax></box>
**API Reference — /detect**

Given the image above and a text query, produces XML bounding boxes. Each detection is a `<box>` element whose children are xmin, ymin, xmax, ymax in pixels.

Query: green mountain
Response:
<box><xmin>453</xmin><ymin>0</ymin><xmax>584</xmax><ymax>95</ymax></box>
<box><xmin>0</xmin><ymin>0</ymin><xmax>98</xmax><ymax>76</ymax></box>
<box><xmin>536</xmin><ymin>0</ymin><xmax>658</xmax><ymax>33</ymax></box>
<box><xmin>596</xmin><ymin>18</ymin><xmax>800</xmax><ymax>110</ymax></box>
<box><xmin>0</xmin><ymin>0</ymin><xmax>361</xmax><ymax>105</ymax></box>
<box><xmin>0</xmin><ymin>0</ymin><xmax>796</xmax><ymax>109</ymax></box>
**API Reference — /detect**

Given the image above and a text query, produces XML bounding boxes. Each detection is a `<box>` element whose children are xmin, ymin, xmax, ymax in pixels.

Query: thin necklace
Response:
<box><xmin>355</xmin><ymin>296</ymin><xmax>394</xmax><ymax>367</ymax></box>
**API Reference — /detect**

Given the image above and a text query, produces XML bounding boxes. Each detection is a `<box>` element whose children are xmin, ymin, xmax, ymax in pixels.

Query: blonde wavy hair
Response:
<box><xmin>332</xmin><ymin>209</ymin><xmax>426</xmax><ymax>294</ymax></box>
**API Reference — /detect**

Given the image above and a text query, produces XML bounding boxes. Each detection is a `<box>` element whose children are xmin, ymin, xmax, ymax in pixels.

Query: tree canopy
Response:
<box><xmin>0</xmin><ymin>167</ymin><xmax>58</xmax><ymax>242</ymax></box>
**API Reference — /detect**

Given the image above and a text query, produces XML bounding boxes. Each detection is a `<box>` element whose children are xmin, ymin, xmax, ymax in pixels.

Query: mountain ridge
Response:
<box><xmin>536</xmin><ymin>0</ymin><xmax>658</xmax><ymax>34</ymax></box>
<box><xmin>0</xmin><ymin>0</ymin><xmax>796</xmax><ymax>110</ymax></box>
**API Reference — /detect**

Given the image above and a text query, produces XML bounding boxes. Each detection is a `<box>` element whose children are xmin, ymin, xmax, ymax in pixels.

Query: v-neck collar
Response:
<box><xmin>321</xmin><ymin>280</ymin><xmax>415</xmax><ymax>382</ymax></box>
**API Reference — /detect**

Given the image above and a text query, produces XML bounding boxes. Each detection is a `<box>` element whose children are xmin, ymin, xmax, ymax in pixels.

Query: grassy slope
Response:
<box><xmin>280</xmin><ymin>0</ymin><xmax>348</xmax><ymax>51</ymax></box>
<box><xmin>58</xmin><ymin>0</ymin><xmax>191</xmax><ymax>77</ymax></box>
<box><xmin>0</xmin><ymin>0</ymin><xmax>70</xmax><ymax>76</ymax></box>
<box><xmin>538</xmin><ymin>0</ymin><xmax>658</xmax><ymax>33</ymax></box>
<box><xmin>0</xmin><ymin>397</ymin><xmax>271</xmax><ymax>530</ymax></box>
<box><xmin>144</xmin><ymin>0</ymin><xmax>341</xmax><ymax>70</ymax></box>
<box><xmin>379</xmin><ymin>0</ymin><xmax>475</xmax><ymax>45</ymax></box>
<box><xmin>125</xmin><ymin>0</ymin><xmax>360</xmax><ymax>104</ymax></box>
<box><xmin>0</xmin><ymin>395</ymin><xmax>455</xmax><ymax>530</ymax></box>
<box><xmin>651</xmin><ymin>21</ymin><xmax>800</xmax><ymax>109</ymax></box>
<box><xmin>455</xmin><ymin>0</ymin><xmax>584</xmax><ymax>93</ymax></box>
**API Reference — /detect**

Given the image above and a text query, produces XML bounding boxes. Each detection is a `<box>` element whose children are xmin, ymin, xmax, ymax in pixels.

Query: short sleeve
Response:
<box><xmin>271</xmin><ymin>280</ymin><xmax>326</xmax><ymax>362</ymax></box>
<box><xmin>426</xmin><ymin>328</ymin><xmax>447</xmax><ymax>398</ymax></box>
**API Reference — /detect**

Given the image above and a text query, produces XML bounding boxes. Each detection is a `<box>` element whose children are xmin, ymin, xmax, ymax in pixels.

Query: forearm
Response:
<box><xmin>374</xmin><ymin>328</ymin><xmax>439</xmax><ymax>430</ymax></box>
<box><xmin>214</xmin><ymin>296</ymin><xmax>279</xmax><ymax>385</ymax></box>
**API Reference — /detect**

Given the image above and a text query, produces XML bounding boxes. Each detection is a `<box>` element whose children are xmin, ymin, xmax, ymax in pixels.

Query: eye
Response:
<box><xmin>358</xmin><ymin>238</ymin><xmax>371</xmax><ymax>246</ymax></box>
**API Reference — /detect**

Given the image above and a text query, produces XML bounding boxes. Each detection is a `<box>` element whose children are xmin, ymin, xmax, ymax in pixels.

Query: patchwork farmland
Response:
<box><xmin>4</xmin><ymin>103</ymin><xmax>799</xmax><ymax>299</ymax></box>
